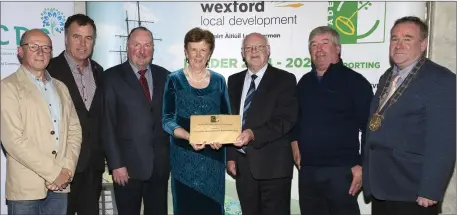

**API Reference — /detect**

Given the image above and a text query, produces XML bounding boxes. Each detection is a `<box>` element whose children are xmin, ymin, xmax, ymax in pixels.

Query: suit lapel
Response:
<box><xmin>149</xmin><ymin>65</ymin><xmax>162</xmax><ymax>108</ymax></box>
<box><xmin>17</xmin><ymin>67</ymin><xmax>53</xmax><ymax>122</ymax></box>
<box><xmin>231</xmin><ymin>71</ymin><xmax>246</xmax><ymax>115</ymax></box>
<box><xmin>120</xmin><ymin>62</ymin><xmax>151</xmax><ymax>107</ymax></box>
<box><xmin>244</xmin><ymin>65</ymin><xmax>274</xmax><ymax>126</ymax></box>
<box><xmin>379</xmin><ymin>60</ymin><xmax>427</xmax><ymax>112</ymax></box>
<box><xmin>88</xmin><ymin>59</ymin><xmax>103</xmax><ymax>113</ymax></box>
<box><xmin>91</xmin><ymin>60</ymin><xmax>102</xmax><ymax>86</ymax></box>
<box><xmin>249</xmin><ymin>65</ymin><xmax>274</xmax><ymax>110</ymax></box>
<box><xmin>53</xmin><ymin>52</ymin><xmax>87</xmax><ymax>112</ymax></box>
<box><xmin>373</xmin><ymin>70</ymin><xmax>389</xmax><ymax>109</ymax></box>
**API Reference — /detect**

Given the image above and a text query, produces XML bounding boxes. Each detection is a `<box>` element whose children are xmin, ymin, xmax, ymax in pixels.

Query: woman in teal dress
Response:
<box><xmin>162</xmin><ymin>27</ymin><xmax>230</xmax><ymax>215</ymax></box>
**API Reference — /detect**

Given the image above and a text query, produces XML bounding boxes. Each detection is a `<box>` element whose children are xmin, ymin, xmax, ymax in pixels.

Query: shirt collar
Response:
<box><xmin>129</xmin><ymin>61</ymin><xmax>151</xmax><ymax>75</ymax></box>
<box><xmin>393</xmin><ymin>59</ymin><xmax>419</xmax><ymax>81</ymax></box>
<box><xmin>246</xmin><ymin>63</ymin><xmax>268</xmax><ymax>80</ymax></box>
<box><xmin>64</xmin><ymin>51</ymin><xmax>90</xmax><ymax>72</ymax></box>
<box><xmin>24</xmin><ymin>67</ymin><xmax>52</xmax><ymax>83</ymax></box>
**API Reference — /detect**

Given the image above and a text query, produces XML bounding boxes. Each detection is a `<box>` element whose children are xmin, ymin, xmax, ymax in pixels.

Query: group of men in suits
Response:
<box><xmin>290</xmin><ymin>16</ymin><xmax>455</xmax><ymax>215</ymax></box>
<box><xmin>0</xmin><ymin>13</ymin><xmax>454</xmax><ymax>215</ymax></box>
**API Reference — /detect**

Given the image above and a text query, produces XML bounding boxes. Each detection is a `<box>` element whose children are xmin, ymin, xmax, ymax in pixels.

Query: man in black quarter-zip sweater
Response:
<box><xmin>290</xmin><ymin>26</ymin><xmax>373</xmax><ymax>215</ymax></box>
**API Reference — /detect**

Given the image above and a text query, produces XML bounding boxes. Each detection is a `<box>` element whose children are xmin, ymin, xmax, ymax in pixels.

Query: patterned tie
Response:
<box><xmin>138</xmin><ymin>69</ymin><xmax>151</xmax><ymax>102</ymax></box>
<box><xmin>238</xmin><ymin>74</ymin><xmax>258</xmax><ymax>154</ymax></box>
<box><xmin>379</xmin><ymin>75</ymin><xmax>400</xmax><ymax>109</ymax></box>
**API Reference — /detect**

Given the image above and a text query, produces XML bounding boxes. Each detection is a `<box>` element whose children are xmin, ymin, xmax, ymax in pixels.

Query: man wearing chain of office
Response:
<box><xmin>363</xmin><ymin>16</ymin><xmax>456</xmax><ymax>215</ymax></box>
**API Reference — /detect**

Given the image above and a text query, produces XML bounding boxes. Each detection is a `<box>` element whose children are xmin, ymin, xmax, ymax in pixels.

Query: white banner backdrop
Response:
<box><xmin>0</xmin><ymin>2</ymin><xmax>74</xmax><ymax>213</ymax></box>
<box><xmin>0</xmin><ymin>1</ymin><xmax>429</xmax><ymax>214</ymax></box>
<box><xmin>87</xmin><ymin>1</ymin><xmax>425</xmax><ymax>214</ymax></box>
<box><xmin>86</xmin><ymin>1</ymin><xmax>426</xmax><ymax>214</ymax></box>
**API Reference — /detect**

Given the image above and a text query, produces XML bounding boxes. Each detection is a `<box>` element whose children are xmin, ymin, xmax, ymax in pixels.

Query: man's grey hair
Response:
<box><xmin>308</xmin><ymin>26</ymin><xmax>341</xmax><ymax>52</ymax></box>
<box><xmin>242</xmin><ymin>32</ymin><xmax>270</xmax><ymax>48</ymax></box>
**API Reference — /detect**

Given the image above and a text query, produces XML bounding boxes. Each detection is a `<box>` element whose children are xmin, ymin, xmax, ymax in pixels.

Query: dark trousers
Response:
<box><xmin>67</xmin><ymin>165</ymin><xmax>103</xmax><ymax>215</ymax></box>
<box><xmin>299</xmin><ymin>166</ymin><xmax>360</xmax><ymax>215</ymax></box>
<box><xmin>113</xmin><ymin>162</ymin><xmax>169</xmax><ymax>215</ymax></box>
<box><xmin>372</xmin><ymin>197</ymin><xmax>438</xmax><ymax>215</ymax></box>
<box><xmin>235</xmin><ymin>155</ymin><xmax>292</xmax><ymax>215</ymax></box>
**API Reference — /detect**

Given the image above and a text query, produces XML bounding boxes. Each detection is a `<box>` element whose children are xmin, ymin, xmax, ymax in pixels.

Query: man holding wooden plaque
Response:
<box><xmin>226</xmin><ymin>32</ymin><xmax>298</xmax><ymax>215</ymax></box>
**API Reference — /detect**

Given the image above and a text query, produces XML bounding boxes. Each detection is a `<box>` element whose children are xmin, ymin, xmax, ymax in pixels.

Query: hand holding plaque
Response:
<box><xmin>189</xmin><ymin>115</ymin><xmax>241</xmax><ymax>144</ymax></box>
<box><xmin>189</xmin><ymin>142</ymin><xmax>206</xmax><ymax>151</ymax></box>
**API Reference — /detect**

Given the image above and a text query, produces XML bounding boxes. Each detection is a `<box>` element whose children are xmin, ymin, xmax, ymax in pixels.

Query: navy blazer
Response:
<box><xmin>226</xmin><ymin>64</ymin><xmax>298</xmax><ymax>180</ymax></box>
<box><xmin>100</xmin><ymin>61</ymin><xmax>170</xmax><ymax>180</ymax></box>
<box><xmin>363</xmin><ymin>59</ymin><xmax>456</xmax><ymax>202</ymax></box>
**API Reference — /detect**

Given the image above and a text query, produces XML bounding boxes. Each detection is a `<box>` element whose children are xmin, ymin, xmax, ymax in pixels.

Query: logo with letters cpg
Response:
<box><xmin>211</xmin><ymin>116</ymin><xmax>219</xmax><ymax>123</ymax></box>
<box><xmin>328</xmin><ymin>1</ymin><xmax>386</xmax><ymax>44</ymax></box>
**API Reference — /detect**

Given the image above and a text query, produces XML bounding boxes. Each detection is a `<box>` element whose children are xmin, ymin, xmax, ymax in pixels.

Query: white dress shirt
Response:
<box><xmin>239</xmin><ymin>64</ymin><xmax>268</xmax><ymax>126</ymax></box>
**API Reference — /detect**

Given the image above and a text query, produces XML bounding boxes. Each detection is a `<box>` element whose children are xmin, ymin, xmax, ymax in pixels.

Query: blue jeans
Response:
<box><xmin>7</xmin><ymin>191</ymin><xmax>68</xmax><ymax>215</ymax></box>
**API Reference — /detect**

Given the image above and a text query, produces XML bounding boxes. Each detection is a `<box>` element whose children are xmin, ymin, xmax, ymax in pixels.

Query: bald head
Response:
<box><xmin>20</xmin><ymin>29</ymin><xmax>51</xmax><ymax>46</ymax></box>
<box><xmin>241</xmin><ymin>32</ymin><xmax>270</xmax><ymax>73</ymax></box>
<box><xmin>18</xmin><ymin>29</ymin><xmax>53</xmax><ymax>74</ymax></box>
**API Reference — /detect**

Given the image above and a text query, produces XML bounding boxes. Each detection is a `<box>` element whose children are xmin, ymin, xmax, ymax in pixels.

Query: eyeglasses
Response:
<box><xmin>20</xmin><ymin>43</ymin><xmax>52</xmax><ymax>53</ymax></box>
<box><xmin>242</xmin><ymin>45</ymin><xmax>268</xmax><ymax>53</ymax></box>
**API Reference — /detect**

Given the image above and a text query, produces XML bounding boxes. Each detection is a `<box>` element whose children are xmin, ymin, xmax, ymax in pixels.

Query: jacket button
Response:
<box><xmin>50</xmin><ymin>131</ymin><xmax>55</xmax><ymax>135</ymax></box>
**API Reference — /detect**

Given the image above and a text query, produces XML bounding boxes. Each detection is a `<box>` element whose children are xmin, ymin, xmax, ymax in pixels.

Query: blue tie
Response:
<box><xmin>238</xmin><ymin>74</ymin><xmax>258</xmax><ymax>154</ymax></box>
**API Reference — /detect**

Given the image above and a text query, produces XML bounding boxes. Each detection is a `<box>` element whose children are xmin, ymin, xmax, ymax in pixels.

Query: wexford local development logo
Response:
<box><xmin>40</xmin><ymin>8</ymin><xmax>66</xmax><ymax>35</ymax></box>
<box><xmin>328</xmin><ymin>1</ymin><xmax>386</xmax><ymax>44</ymax></box>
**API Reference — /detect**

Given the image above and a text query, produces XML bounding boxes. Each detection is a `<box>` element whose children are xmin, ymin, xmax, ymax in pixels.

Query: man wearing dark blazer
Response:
<box><xmin>226</xmin><ymin>32</ymin><xmax>298</xmax><ymax>215</ymax></box>
<box><xmin>47</xmin><ymin>14</ymin><xmax>105</xmax><ymax>215</ymax></box>
<box><xmin>100</xmin><ymin>27</ymin><xmax>170</xmax><ymax>215</ymax></box>
<box><xmin>363</xmin><ymin>16</ymin><xmax>456</xmax><ymax>215</ymax></box>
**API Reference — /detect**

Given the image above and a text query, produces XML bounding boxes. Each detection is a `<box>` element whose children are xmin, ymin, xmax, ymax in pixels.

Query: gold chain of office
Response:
<box><xmin>369</xmin><ymin>57</ymin><xmax>425</xmax><ymax>131</ymax></box>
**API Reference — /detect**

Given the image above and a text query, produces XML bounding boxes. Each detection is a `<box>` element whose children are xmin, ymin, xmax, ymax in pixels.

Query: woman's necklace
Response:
<box><xmin>185</xmin><ymin>67</ymin><xmax>209</xmax><ymax>83</ymax></box>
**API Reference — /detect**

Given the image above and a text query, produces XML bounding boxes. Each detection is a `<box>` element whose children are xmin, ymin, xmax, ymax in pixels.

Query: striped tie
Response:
<box><xmin>238</xmin><ymin>74</ymin><xmax>257</xmax><ymax>154</ymax></box>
